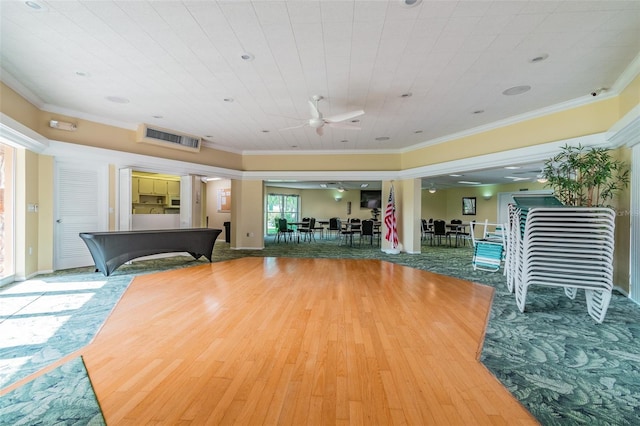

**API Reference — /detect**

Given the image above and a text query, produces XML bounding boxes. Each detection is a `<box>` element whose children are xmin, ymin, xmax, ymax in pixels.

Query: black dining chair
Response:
<box><xmin>360</xmin><ymin>219</ymin><xmax>380</xmax><ymax>246</ymax></box>
<box><xmin>328</xmin><ymin>217</ymin><xmax>341</xmax><ymax>239</ymax></box>
<box><xmin>432</xmin><ymin>220</ymin><xmax>447</xmax><ymax>246</ymax></box>
<box><xmin>298</xmin><ymin>217</ymin><xmax>316</xmax><ymax>242</ymax></box>
<box><xmin>276</xmin><ymin>218</ymin><xmax>295</xmax><ymax>243</ymax></box>
<box><xmin>447</xmin><ymin>219</ymin><xmax>468</xmax><ymax>247</ymax></box>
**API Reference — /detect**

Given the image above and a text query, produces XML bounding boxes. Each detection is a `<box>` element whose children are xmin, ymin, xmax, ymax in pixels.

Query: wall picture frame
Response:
<box><xmin>462</xmin><ymin>197</ymin><xmax>476</xmax><ymax>215</ymax></box>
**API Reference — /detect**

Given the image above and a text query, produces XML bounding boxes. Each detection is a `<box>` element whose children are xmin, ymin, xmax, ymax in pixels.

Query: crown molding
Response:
<box><xmin>0</xmin><ymin>113</ymin><xmax>49</xmax><ymax>152</ymax></box>
<box><xmin>399</xmin><ymin>133</ymin><xmax>608</xmax><ymax>180</ymax></box>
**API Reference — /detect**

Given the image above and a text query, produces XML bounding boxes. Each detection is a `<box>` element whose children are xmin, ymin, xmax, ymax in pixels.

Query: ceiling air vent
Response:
<box><xmin>136</xmin><ymin>124</ymin><xmax>201</xmax><ymax>152</ymax></box>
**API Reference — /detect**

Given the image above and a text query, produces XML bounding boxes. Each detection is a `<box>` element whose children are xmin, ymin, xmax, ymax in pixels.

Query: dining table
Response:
<box><xmin>446</xmin><ymin>222</ymin><xmax>470</xmax><ymax>247</ymax></box>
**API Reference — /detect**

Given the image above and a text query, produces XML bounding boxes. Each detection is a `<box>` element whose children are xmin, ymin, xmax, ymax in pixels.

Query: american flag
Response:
<box><xmin>384</xmin><ymin>185</ymin><xmax>398</xmax><ymax>248</ymax></box>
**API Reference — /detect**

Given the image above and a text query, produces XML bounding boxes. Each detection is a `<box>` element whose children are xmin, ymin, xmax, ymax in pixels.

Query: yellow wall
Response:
<box><xmin>37</xmin><ymin>155</ymin><xmax>54</xmax><ymax>273</ymax></box>
<box><xmin>618</xmin><ymin>74</ymin><xmax>640</xmax><ymax>117</ymax></box>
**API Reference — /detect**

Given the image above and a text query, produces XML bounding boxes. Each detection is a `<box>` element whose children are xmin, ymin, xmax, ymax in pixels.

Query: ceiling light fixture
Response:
<box><xmin>240</xmin><ymin>52</ymin><xmax>255</xmax><ymax>61</ymax></box>
<box><xmin>337</xmin><ymin>187</ymin><xmax>345</xmax><ymax>193</ymax></box>
<box><xmin>428</xmin><ymin>185</ymin><xmax>436</xmax><ymax>194</ymax></box>
<box><xmin>360</xmin><ymin>183</ymin><xmax>369</xmax><ymax>188</ymax></box>
<box><xmin>529</xmin><ymin>54</ymin><xmax>549</xmax><ymax>63</ymax></box>
<box><xmin>502</xmin><ymin>85</ymin><xmax>531</xmax><ymax>96</ymax></box>
<box><xmin>504</xmin><ymin>166</ymin><xmax>521</xmax><ymax>170</ymax></box>
<box><xmin>400</xmin><ymin>92</ymin><xmax>412</xmax><ymax>98</ymax></box>
<box><xmin>375</xmin><ymin>136</ymin><xmax>390</xmax><ymax>141</ymax></box>
<box><xmin>25</xmin><ymin>1</ymin><xmax>45</xmax><ymax>10</ymax></box>
<box><xmin>105</xmin><ymin>96</ymin><xmax>130</xmax><ymax>104</ymax></box>
<box><xmin>401</xmin><ymin>0</ymin><xmax>423</xmax><ymax>7</ymax></box>
<box><xmin>536</xmin><ymin>174</ymin><xmax>548</xmax><ymax>183</ymax></box>
<box><xmin>458</xmin><ymin>180</ymin><xmax>481</xmax><ymax>185</ymax></box>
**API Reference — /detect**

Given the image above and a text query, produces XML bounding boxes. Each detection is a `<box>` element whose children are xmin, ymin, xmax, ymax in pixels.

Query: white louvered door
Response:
<box><xmin>55</xmin><ymin>161</ymin><xmax>108</xmax><ymax>270</ymax></box>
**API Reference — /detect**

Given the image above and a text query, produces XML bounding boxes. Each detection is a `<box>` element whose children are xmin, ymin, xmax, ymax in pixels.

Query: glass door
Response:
<box><xmin>266</xmin><ymin>194</ymin><xmax>299</xmax><ymax>235</ymax></box>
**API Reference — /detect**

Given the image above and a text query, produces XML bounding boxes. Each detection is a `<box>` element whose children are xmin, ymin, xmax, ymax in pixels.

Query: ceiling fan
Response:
<box><xmin>280</xmin><ymin>95</ymin><xmax>364</xmax><ymax>136</ymax></box>
<box><xmin>323</xmin><ymin>181</ymin><xmax>349</xmax><ymax>192</ymax></box>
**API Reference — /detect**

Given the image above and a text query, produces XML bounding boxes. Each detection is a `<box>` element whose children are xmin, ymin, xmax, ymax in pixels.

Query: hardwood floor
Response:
<box><xmin>82</xmin><ymin>257</ymin><xmax>537</xmax><ymax>425</ymax></box>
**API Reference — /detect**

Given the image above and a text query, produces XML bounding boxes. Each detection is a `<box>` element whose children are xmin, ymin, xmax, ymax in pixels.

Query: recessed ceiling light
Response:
<box><xmin>503</xmin><ymin>85</ymin><xmax>531</xmax><ymax>96</ymax></box>
<box><xmin>320</xmin><ymin>184</ymin><xmax>328</xmax><ymax>188</ymax></box>
<box><xmin>458</xmin><ymin>181</ymin><xmax>482</xmax><ymax>185</ymax></box>
<box><xmin>400</xmin><ymin>92</ymin><xmax>413</xmax><ymax>98</ymax></box>
<box><xmin>223</xmin><ymin>98</ymin><xmax>234</xmax><ymax>102</ymax></box>
<box><xmin>360</xmin><ymin>183</ymin><xmax>369</xmax><ymax>188</ymax></box>
<box><xmin>449</xmin><ymin>174</ymin><xmax>462</xmax><ymax>177</ymax></box>
<box><xmin>529</xmin><ymin>54</ymin><xmax>549</xmax><ymax>63</ymax></box>
<box><xmin>240</xmin><ymin>52</ymin><xmax>255</xmax><ymax>61</ymax></box>
<box><xmin>291</xmin><ymin>145</ymin><xmax>298</xmax><ymax>148</ymax></box>
<box><xmin>105</xmin><ymin>96</ymin><xmax>130</xmax><ymax>104</ymax></box>
<box><xmin>414</xmin><ymin>130</ymin><xmax>423</xmax><ymax>134</ymax></box>
<box><xmin>351</xmin><ymin>119</ymin><xmax>360</xmax><ymax>123</ymax></box>
<box><xmin>25</xmin><ymin>1</ymin><xmax>46</xmax><ymax>10</ymax></box>
<box><xmin>504</xmin><ymin>166</ymin><xmax>521</xmax><ymax>170</ymax></box>
<box><xmin>505</xmin><ymin>176</ymin><xmax>530</xmax><ymax>181</ymax></box>
<box><xmin>261</xmin><ymin>129</ymin><xmax>270</xmax><ymax>133</ymax></box>
<box><xmin>340</xmin><ymin>139</ymin><xmax>349</xmax><ymax>143</ymax></box>
<box><xmin>152</xmin><ymin>115</ymin><xmax>163</xmax><ymax>119</ymax></box>
<box><xmin>401</xmin><ymin>0</ymin><xmax>423</xmax><ymax>7</ymax></box>
<box><xmin>472</xmin><ymin>109</ymin><xmax>484</xmax><ymax>114</ymax></box>
<box><xmin>375</xmin><ymin>136</ymin><xmax>390</xmax><ymax>141</ymax></box>
<box><xmin>205</xmin><ymin>135</ymin><xmax>213</xmax><ymax>138</ymax></box>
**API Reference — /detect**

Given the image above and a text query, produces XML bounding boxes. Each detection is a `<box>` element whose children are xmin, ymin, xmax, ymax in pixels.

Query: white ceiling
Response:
<box><xmin>1</xmin><ymin>0</ymin><xmax>639</xmax><ymax>188</ymax></box>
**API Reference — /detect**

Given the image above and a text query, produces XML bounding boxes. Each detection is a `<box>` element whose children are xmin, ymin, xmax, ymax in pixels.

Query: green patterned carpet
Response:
<box><xmin>1</xmin><ymin>235</ymin><xmax>639</xmax><ymax>425</ymax></box>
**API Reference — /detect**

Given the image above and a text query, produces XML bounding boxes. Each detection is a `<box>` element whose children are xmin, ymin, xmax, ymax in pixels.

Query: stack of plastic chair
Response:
<box><xmin>512</xmin><ymin>205</ymin><xmax>616</xmax><ymax>323</ymax></box>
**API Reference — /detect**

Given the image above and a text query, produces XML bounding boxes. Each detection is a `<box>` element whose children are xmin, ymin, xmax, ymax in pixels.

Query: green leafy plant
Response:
<box><xmin>542</xmin><ymin>144</ymin><xmax>629</xmax><ymax>207</ymax></box>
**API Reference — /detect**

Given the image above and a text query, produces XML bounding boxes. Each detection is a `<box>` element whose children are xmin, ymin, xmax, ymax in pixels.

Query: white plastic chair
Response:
<box><xmin>511</xmin><ymin>207</ymin><xmax>615</xmax><ymax>323</ymax></box>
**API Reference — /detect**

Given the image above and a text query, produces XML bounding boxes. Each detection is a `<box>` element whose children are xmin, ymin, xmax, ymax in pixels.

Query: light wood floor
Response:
<box><xmin>82</xmin><ymin>257</ymin><xmax>537</xmax><ymax>425</ymax></box>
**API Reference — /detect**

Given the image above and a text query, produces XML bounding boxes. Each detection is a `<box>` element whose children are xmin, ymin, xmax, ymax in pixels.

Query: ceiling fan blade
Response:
<box><xmin>324</xmin><ymin>109</ymin><xmax>364</xmax><ymax>123</ymax></box>
<box><xmin>327</xmin><ymin>122</ymin><xmax>361</xmax><ymax>131</ymax></box>
<box><xmin>316</xmin><ymin>126</ymin><xmax>324</xmax><ymax>136</ymax></box>
<box><xmin>308</xmin><ymin>100</ymin><xmax>321</xmax><ymax>119</ymax></box>
<box><xmin>279</xmin><ymin>123</ymin><xmax>307</xmax><ymax>131</ymax></box>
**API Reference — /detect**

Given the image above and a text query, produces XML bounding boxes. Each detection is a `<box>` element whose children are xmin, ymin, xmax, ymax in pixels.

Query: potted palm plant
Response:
<box><xmin>542</xmin><ymin>144</ymin><xmax>629</xmax><ymax>207</ymax></box>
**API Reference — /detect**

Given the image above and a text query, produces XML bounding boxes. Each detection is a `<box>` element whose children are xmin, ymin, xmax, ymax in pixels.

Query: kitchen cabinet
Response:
<box><xmin>138</xmin><ymin>178</ymin><xmax>168</xmax><ymax>195</ymax></box>
<box><xmin>153</xmin><ymin>179</ymin><xmax>167</xmax><ymax>195</ymax></box>
<box><xmin>167</xmin><ymin>180</ymin><xmax>180</xmax><ymax>196</ymax></box>
<box><xmin>132</xmin><ymin>177</ymin><xmax>139</xmax><ymax>203</ymax></box>
<box><xmin>138</xmin><ymin>178</ymin><xmax>154</xmax><ymax>194</ymax></box>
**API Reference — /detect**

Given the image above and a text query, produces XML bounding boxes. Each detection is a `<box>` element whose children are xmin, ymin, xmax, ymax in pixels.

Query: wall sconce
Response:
<box><xmin>334</xmin><ymin>196</ymin><xmax>342</xmax><ymax>202</ymax></box>
<box><xmin>483</xmin><ymin>194</ymin><xmax>492</xmax><ymax>201</ymax></box>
